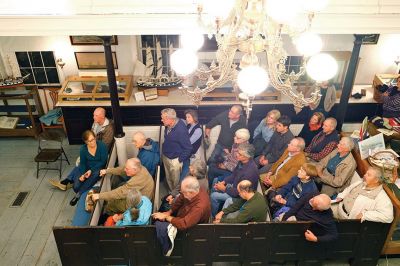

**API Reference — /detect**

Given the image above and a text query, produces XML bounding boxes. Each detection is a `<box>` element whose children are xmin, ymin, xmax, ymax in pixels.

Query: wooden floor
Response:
<box><xmin>0</xmin><ymin>136</ymin><xmax>398</xmax><ymax>266</ymax></box>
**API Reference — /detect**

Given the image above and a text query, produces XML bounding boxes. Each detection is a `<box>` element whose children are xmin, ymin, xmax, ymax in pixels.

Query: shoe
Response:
<box><xmin>49</xmin><ymin>179</ymin><xmax>70</xmax><ymax>191</ymax></box>
<box><xmin>69</xmin><ymin>196</ymin><xmax>80</xmax><ymax>206</ymax></box>
<box><xmin>165</xmin><ymin>224</ymin><xmax>177</xmax><ymax>256</ymax></box>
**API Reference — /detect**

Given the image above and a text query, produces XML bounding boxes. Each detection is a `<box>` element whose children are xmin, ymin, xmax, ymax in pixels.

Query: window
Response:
<box><xmin>139</xmin><ymin>35</ymin><xmax>179</xmax><ymax>76</ymax></box>
<box><xmin>15</xmin><ymin>51</ymin><xmax>59</xmax><ymax>85</ymax></box>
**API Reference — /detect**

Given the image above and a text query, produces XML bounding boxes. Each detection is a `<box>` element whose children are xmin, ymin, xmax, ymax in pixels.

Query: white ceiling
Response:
<box><xmin>0</xmin><ymin>0</ymin><xmax>399</xmax><ymax>36</ymax></box>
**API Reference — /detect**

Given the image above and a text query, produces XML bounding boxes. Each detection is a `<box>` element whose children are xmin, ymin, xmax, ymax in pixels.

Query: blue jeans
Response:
<box><xmin>208</xmin><ymin>143</ymin><xmax>225</xmax><ymax>164</ymax></box>
<box><xmin>211</xmin><ymin>191</ymin><xmax>231</xmax><ymax>217</ymax></box>
<box><xmin>210</xmin><ymin>178</ymin><xmax>233</xmax><ymax>217</ymax></box>
<box><xmin>67</xmin><ymin>166</ymin><xmax>101</xmax><ymax>197</ymax></box>
<box><xmin>207</xmin><ymin>163</ymin><xmax>231</xmax><ymax>187</ymax></box>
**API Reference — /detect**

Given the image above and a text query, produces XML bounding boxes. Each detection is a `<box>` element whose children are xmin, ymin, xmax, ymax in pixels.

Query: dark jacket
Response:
<box><xmin>277</xmin><ymin>176</ymin><xmax>318</xmax><ymax>208</ymax></box>
<box><xmin>188</xmin><ymin>123</ymin><xmax>202</xmax><ymax>156</ymax></box>
<box><xmin>262</xmin><ymin>130</ymin><xmax>294</xmax><ymax>164</ymax></box>
<box><xmin>298</xmin><ymin>124</ymin><xmax>323</xmax><ymax>147</ymax></box>
<box><xmin>305</xmin><ymin>130</ymin><xmax>339</xmax><ymax>162</ymax></box>
<box><xmin>223</xmin><ymin>160</ymin><xmax>259</xmax><ymax>198</ymax></box>
<box><xmin>138</xmin><ymin>138</ymin><xmax>160</xmax><ymax>177</ymax></box>
<box><xmin>162</xmin><ymin>119</ymin><xmax>192</xmax><ymax>162</ymax></box>
<box><xmin>206</xmin><ymin>110</ymin><xmax>246</xmax><ymax>149</ymax></box>
<box><xmin>283</xmin><ymin>192</ymin><xmax>338</xmax><ymax>243</ymax></box>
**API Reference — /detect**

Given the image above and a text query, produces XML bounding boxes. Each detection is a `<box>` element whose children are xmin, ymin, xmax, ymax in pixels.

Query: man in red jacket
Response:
<box><xmin>152</xmin><ymin>176</ymin><xmax>211</xmax><ymax>256</ymax></box>
<box><xmin>153</xmin><ymin>176</ymin><xmax>210</xmax><ymax>230</ymax></box>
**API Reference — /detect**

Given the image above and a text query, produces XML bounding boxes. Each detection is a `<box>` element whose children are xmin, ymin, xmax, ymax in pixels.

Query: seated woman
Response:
<box><xmin>207</xmin><ymin>128</ymin><xmax>250</xmax><ymax>185</ymax></box>
<box><xmin>107</xmin><ymin>189</ymin><xmax>152</xmax><ymax>226</ymax></box>
<box><xmin>331</xmin><ymin>167</ymin><xmax>393</xmax><ymax>223</ymax></box>
<box><xmin>314</xmin><ymin>136</ymin><xmax>356</xmax><ymax>197</ymax></box>
<box><xmin>380</xmin><ymin>77</ymin><xmax>400</xmax><ymax>118</ymax></box>
<box><xmin>269</xmin><ymin>163</ymin><xmax>319</xmax><ymax>218</ymax></box>
<box><xmin>50</xmin><ymin>130</ymin><xmax>108</xmax><ymax>206</ymax></box>
<box><xmin>298</xmin><ymin>112</ymin><xmax>325</xmax><ymax>147</ymax></box>
<box><xmin>252</xmin><ymin>109</ymin><xmax>280</xmax><ymax>156</ymax></box>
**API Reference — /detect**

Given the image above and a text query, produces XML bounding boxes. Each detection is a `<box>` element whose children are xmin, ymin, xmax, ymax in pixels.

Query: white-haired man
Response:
<box><xmin>161</xmin><ymin>108</ymin><xmax>192</xmax><ymax>193</ymax></box>
<box><xmin>314</xmin><ymin>136</ymin><xmax>356</xmax><ymax>197</ymax></box>
<box><xmin>91</xmin><ymin>158</ymin><xmax>154</xmax><ymax>214</ymax></box>
<box><xmin>331</xmin><ymin>167</ymin><xmax>393</xmax><ymax>223</ymax></box>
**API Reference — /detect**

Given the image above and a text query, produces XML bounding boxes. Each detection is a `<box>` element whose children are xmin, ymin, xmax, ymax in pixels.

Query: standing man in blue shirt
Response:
<box><xmin>161</xmin><ymin>108</ymin><xmax>192</xmax><ymax>193</ymax></box>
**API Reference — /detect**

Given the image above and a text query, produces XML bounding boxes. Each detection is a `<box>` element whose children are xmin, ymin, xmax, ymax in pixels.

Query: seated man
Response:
<box><xmin>210</xmin><ymin>143</ymin><xmax>259</xmax><ymax>217</ymax></box>
<box><xmin>331</xmin><ymin>167</ymin><xmax>393</xmax><ymax>223</ymax></box>
<box><xmin>314</xmin><ymin>136</ymin><xmax>356</xmax><ymax>197</ymax></box>
<box><xmin>91</xmin><ymin>158</ymin><xmax>154</xmax><ymax>215</ymax></box>
<box><xmin>282</xmin><ymin>193</ymin><xmax>338</xmax><ymax>243</ymax></box>
<box><xmin>214</xmin><ymin>180</ymin><xmax>267</xmax><ymax>224</ymax></box>
<box><xmin>92</xmin><ymin>107</ymin><xmax>115</xmax><ymax>150</ymax></box>
<box><xmin>269</xmin><ymin>163</ymin><xmax>319</xmax><ymax>218</ymax></box>
<box><xmin>255</xmin><ymin>115</ymin><xmax>294</xmax><ymax>174</ymax></box>
<box><xmin>304</xmin><ymin>117</ymin><xmax>339</xmax><ymax>162</ymax></box>
<box><xmin>132</xmin><ymin>131</ymin><xmax>160</xmax><ymax>177</ymax></box>
<box><xmin>152</xmin><ymin>176</ymin><xmax>210</xmax><ymax>256</ymax></box>
<box><xmin>260</xmin><ymin>137</ymin><xmax>306</xmax><ymax>192</ymax></box>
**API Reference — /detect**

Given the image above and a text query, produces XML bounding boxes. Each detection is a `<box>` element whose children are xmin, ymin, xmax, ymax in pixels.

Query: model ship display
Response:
<box><xmin>0</xmin><ymin>74</ymin><xmax>30</xmax><ymax>87</ymax></box>
<box><xmin>136</xmin><ymin>40</ymin><xmax>182</xmax><ymax>89</ymax></box>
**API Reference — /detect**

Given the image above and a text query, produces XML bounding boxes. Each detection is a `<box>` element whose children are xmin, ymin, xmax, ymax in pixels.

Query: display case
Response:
<box><xmin>58</xmin><ymin>75</ymin><xmax>133</xmax><ymax>103</ymax></box>
<box><xmin>0</xmin><ymin>84</ymin><xmax>43</xmax><ymax>137</ymax></box>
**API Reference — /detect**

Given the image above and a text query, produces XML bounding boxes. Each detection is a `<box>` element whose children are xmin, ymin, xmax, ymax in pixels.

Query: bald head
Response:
<box><xmin>93</xmin><ymin>107</ymin><xmax>106</xmax><ymax>124</ymax></box>
<box><xmin>132</xmin><ymin>131</ymin><xmax>147</xmax><ymax>148</ymax></box>
<box><xmin>311</xmin><ymin>194</ymin><xmax>331</xmax><ymax>211</ymax></box>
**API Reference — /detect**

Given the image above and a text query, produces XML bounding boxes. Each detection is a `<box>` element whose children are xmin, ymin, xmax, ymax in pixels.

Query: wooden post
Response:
<box><xmin>336</xmin><ymin>34</ymin><xmax>367</xmax><ymax>131</ymax></box>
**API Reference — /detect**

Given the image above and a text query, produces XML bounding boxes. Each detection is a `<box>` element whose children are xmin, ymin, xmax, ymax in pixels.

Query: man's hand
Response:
<box><xmin>84</xmin><ymin>170</ymin><xmax>92</xmax><ymax>179</ymax></box>
<box><xmin>218</xmin><ymin>163</ymin><xmax>226</xmax><ymax>170</ymax></box>
<box><xmin>259</xmin><ymin>155</ymin><xmax>268</xmax><ymax>166</ymax></box>
<box><xmin>261</xmin><ymin>172</ymin><xmax>272</xmax><ymax>186</ymax></box>
<box><xmin>274</xmin><ymin>195</ymin><xmax>286</xmax><ymax>205</ymax></box>
<box><xmin>166</xmin><ymin>195</ymin><xmax>174</xmax><ymax>204</ymax></box>
<box><xmin>316</xmin><ymin>165</ymin><xmax>323</xmax><ymax>177</ymax></box>
<box><xmin>214</xmin><ymin>181</ymin><xmax>227</xmax><ymax>192</ymax></box>
<box><xmin>91</xmin><ymin>193</ymin><xmax>99</xmax><ymax>202</ymax></box>
<box><xmin>99</xmin><ymin>169</ymin><xmax>107</xmax><ymax>176</ymax></box>
<box><xmin>205</xmin><ymin>128</ymin><xmax>211</xmax><ymax>138</ymax></box>
<box><xmin>356</xmin><ymin>213</ymin><xmax>363</xmax><ymax>220</ymax></box>
<box><xmin>304</xmin><ymin>230</ymin><xmax>318</xmax><ymax>242</ymax></box>
<box><xmin>152</xmin><ymin>212</ymin><xmax>169</xmax><ymax>221</ymax></box>
<box><xmin>215</xmin><ymin>211</ymin><xmax>224</xmax><ymax>221</ymax></box>
<box><xmin>79</xmin><ymin>175</ymin><xmax>85</xmax><ymax>182</ymax></box>
<box><xmin>112</xmin><ymin>214</ymin><xmax>123</xmax><ymax>223</ymax></box>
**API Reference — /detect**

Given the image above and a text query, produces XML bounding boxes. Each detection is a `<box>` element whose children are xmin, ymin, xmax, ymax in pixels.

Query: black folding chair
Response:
<box><xmin>34</xmin><ymin>131</ymin><xmax>70</xmax><ymax>179</ymax></box>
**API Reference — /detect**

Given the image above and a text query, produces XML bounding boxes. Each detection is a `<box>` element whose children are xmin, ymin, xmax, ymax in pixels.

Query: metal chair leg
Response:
<box><xmin>36</xmin><ymin>162</ymin><xmax>39</xmax><ymax>179</ymax></box>
<box><xmin>59</xmin><ymin>155</ymin><xmax>63</xmax><ymax>179</ymax></box>
<box><xmin>62</xmin><ymin>148</ymin><xmax>70</xmax><ymax>165</ymax></box>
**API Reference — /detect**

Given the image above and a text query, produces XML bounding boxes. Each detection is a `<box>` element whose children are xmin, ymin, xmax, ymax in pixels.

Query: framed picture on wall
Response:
<box><xmin>74</xmin><ymin>52</ymin><xmax>118</xmax><ymax>69</ymax></box>
<box><xmin>69</xmin><ymin>36</ymin><xmax>118</xmax><ymax>45</ymax></box>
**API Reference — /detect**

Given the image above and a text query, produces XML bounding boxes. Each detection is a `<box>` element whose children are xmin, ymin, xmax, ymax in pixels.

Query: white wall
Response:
<box><xmin>0</xmin><ymin>35</ymin><xmax>137</xmax><ymax>82</ymax></box>
<box><xmin>0</xmin><ymin>34</ymin><xmax>399</xmax><ymax>87</ymax></box>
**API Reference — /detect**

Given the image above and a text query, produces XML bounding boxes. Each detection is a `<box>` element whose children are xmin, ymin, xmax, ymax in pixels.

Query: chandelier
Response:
<box><xmin>171</xmin><ymin>0</ymin><xmax>338</xmax><ymax>109</ymax></box>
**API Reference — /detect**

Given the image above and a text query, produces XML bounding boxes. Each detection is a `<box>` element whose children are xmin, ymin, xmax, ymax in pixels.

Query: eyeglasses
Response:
<box><xmin>86</xmin><ymin>138</ymin><xmax>96</xmax><ymax>143</ymax></box>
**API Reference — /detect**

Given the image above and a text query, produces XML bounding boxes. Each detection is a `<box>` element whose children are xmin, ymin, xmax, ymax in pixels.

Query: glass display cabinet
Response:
<box><xmin>58</xmin><ymin>75</ymin><xmax>133</xmax><ymax>103</ymax></box>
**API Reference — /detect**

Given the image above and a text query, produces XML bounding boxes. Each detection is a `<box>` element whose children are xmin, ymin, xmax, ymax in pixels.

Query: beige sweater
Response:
<box><xmin>99</xmin><ymin>166</ymin><xmax>155</xmax><ymax>201</ymax></box>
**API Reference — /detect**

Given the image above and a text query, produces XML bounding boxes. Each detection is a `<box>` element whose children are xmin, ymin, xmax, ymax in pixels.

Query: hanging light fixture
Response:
<box><xmin>172</xmin><ymin>0</ymin><xmax>338</xmax><ymax>109</ymax></box>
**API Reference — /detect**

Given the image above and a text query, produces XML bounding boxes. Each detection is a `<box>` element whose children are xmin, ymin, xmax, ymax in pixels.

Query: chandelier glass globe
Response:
<box><xmin>306</xmin><ymin>53</ymin><xmax>338</xmax><ymax>81</ymax></box>
<box><xmin>237</xmin><ymin>66</ymin><xmax>269</xmax><ymax>96</ymax></box>
<box><xmin>171</xmin><ymin>49</ymin><xmax>198</xmax><ymax>76</ymax></box>
<box><xmin>295</xmin><ymin>32</ymin><xmax>322</xmax><ymax>57</ymax></box>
